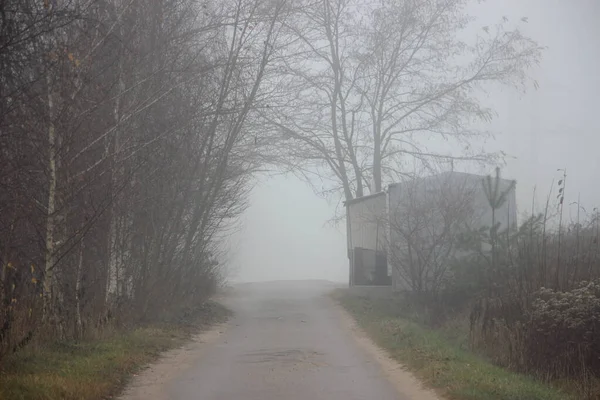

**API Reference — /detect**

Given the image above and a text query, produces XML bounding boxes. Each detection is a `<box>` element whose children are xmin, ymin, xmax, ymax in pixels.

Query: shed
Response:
<box><xmin>345</xmin><ymin>192</ymin><xmax>391</xmax><ymax>286</ymax></box>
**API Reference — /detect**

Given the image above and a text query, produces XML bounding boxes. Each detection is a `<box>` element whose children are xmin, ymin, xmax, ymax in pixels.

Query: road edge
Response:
<box><xmin>330</xmin><ymin>296</ymin><xmax>442</xmax><ymax>400</ymax></box>
<box><xmin>118</xmin><ymin>321</ymin><xmax>229</xmax><ymax>400</ymax></box>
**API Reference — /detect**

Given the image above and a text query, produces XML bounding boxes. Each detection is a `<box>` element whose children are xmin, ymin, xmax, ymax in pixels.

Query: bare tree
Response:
<box><xmin>387</xmin><ymin>172</ymin><xmax>479</xmax><ymax>294</ymax></box>
<box><xmin>1</xmin><ymin>0</ymin><xmax>289</xmax><ymax>355</ymax></box>
<box><xmin>262</xmin><ymin>0</ymin><xmax>542</xmax><ymax>202</ymax></box>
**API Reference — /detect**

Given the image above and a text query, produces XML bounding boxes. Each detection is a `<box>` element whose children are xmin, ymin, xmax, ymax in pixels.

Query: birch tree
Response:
<box><xmin>1</xmin><ymin>0</ymin><xmax>287</xmax><ymax>353</ymax></box>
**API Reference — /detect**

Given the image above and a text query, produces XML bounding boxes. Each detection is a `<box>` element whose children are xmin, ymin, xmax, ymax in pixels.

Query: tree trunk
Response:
<box><xmin>105</xmin><ymin>47</ymin><xmax>125</xmax><ymax>304</ymax></box>
<box><xmin>43</xmin><ymin>72</ymin><xmax>58</xmax><ymax>323</ymax></box>
<box><xmin>373</xmin><ymin>132</ymin><xmax>382</xmax><ymax>192</ymax></box>
<box><xmin>75</xmin><ymin>234</ymin><xmax>84</xmax><ymax>338</ymax></box>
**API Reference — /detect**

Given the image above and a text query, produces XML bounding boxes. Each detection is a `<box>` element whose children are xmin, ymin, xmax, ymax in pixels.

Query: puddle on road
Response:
<box><xmin>240</xmin><ymin>349</ymin><xmax>328</xmax><ymax>369</ymax></box>
<box><xmin>255</xmin><ymin>313</ymin><xmax>309</xmax><ymax>322</ymax></box>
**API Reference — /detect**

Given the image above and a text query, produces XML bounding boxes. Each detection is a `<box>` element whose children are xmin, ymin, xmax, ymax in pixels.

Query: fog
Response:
<box><xmin>231</xmin><ymin>0</ymin><xmax>600</xmax><ymax>283</ymax></box>
<box><xmin>3</xmin><ymin>1</ymin><xmax>600</xmax><ymax>397</ymax></box>
<box><xmin>230</xmin><ymin>175</ymin><xmax>348</xmax><ymax>283</ymax></box>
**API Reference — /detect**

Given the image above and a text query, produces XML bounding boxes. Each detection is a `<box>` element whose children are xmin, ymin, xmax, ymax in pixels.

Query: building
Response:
<box><xmin>345</xmin><ymin>192</ymin><xmax>391</xmax><ymax>286</ymax></box>
<box><xmin>346</xmin><ymin>171</ymin><xmax>517</xmax><ymax>291</ymax></box>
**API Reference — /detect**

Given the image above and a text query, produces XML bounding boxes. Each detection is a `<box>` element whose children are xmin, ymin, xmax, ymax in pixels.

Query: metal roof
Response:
<box><xmin>343</xmin><ymin>191</ymin><xmax>386</xmax><ymax>207</ymax></box>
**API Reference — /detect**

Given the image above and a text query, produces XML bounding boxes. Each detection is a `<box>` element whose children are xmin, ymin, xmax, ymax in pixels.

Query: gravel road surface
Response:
<box><xmin>121</xmin><ymin>280</ymin><xmax>439</xmax><ymax>400</ymax></box>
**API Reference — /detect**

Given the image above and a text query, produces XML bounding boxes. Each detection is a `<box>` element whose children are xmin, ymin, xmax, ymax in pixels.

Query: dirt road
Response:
<box><xmin>121</xmin><ymin>280</ymin><xmax>438</xmax><ymax>400</ymax></box>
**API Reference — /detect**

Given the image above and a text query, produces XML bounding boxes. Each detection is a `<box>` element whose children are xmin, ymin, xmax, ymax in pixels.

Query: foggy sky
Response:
<box><xmin>231</xmin><ymin>0</ymin><xmax>600</xmax><ymax>283</ymax></box>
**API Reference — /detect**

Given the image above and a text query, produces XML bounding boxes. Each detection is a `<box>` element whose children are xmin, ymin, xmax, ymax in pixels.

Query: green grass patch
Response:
<box><xmin>334</xmin><ymin>289</ymin><xmax>574</xmax><ymax>400</ymax></box>
<box><xmin>0</xmin><ymin>301</ymin><xmax>231</xmax><ymax>400</ymax></box>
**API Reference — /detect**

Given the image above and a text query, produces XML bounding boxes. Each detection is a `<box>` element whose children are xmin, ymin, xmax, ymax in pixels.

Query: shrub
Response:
<box><xmin>525</xmin><ymin>281</ymin><xmax>600</xmax><ymax>378</ymax></box>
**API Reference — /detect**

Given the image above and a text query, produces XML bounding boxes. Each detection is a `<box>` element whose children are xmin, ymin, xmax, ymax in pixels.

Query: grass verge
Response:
<box><xmin>0</xmin><ymin>301</ymin><xmax>231</xmax><ymax>400</ymax></box>
<box><xmin>334</xmin><ymin>289</ymin><xmax>574</xmax><ymax>400</ymax></box>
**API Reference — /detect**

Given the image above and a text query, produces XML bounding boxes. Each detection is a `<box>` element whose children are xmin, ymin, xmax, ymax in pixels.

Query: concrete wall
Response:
<box><xmin>387</xmin><ymin>171</ymin><xmax>517</xmax><ymax>291</ymax></box>
<box><xmin>389</xmin><ymin>172</ymin><xmax>517</xmax><ymax>232</ymax></box>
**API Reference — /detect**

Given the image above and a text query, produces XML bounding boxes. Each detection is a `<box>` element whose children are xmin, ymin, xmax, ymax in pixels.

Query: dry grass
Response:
<box><xmin>0</xmin><ymin>301</ymin><xmax>230</xmax><ymax>400</ymax></box>
<box><xmin>334</xmin><ymin>290</ymin><xmax>575</xmax><ymax>400</ymax></box>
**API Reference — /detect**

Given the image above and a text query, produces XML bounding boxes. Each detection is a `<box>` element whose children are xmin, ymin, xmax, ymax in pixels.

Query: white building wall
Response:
<box><xmin>387</xmin><ymin>171</ymin><xmax>517</xmax><ymax>291</ymax></box>
<box><xmin>347</xmin><ymin>193</ymin><xmax>386</xmax><ymax>252</ymax></box>
<box><xmin>346</xmin><ymin>192</ymin><xmax>388</xmax><ymax>286</ymax></box>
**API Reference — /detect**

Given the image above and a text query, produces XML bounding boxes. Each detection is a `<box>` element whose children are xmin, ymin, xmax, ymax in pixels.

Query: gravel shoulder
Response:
<box><xmin>118</xmin><ymin>322</ymin><xmax>227</xmax><ymax>400</ymax></box>
<box><xmin>332</xmin><ymin>300</ymin><xmax>440</xmax><ymax>400</ymax></box>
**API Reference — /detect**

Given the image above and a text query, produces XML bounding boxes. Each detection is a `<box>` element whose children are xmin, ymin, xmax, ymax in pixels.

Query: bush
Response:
<box><xmin>1</xmin><ymin>264</ymin><xmax>42</xmax><ymax>362</ymax></box>
<box><xmin>525</xmin><ymin>280</ymin><xmax>600</xmax><ymax>378</ymax></box>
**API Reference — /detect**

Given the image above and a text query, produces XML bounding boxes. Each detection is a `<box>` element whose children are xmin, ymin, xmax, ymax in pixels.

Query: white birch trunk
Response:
<box><xmin>75</xmin><ymin>234</ymin><xmax>85</xmax><ymax>337</ymax></box>
<box><xmin>43</xmin><ymin>71</ymin><xmax>57</xmax><ymax>320</ymax></box>
<box><xmin>105</xmin><ymin>43</ymin><xmax>125</xmax><ymax>303</ymax></box>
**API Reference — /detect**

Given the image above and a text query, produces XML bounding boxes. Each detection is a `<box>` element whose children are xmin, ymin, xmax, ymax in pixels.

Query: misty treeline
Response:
<box><xmin>0</xmin><ymin>0</ymin><xmax>286</xmax><ymax>359</ymax></box>
<box><xmin>0</xmin><ymin>0</ymin><xmax>543</xmax><ymax>362</ymax></box>
<box><xmin>387</xmin><ymin>169</ymin><xmax>600</xmax><ymax>395</ymax></box>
